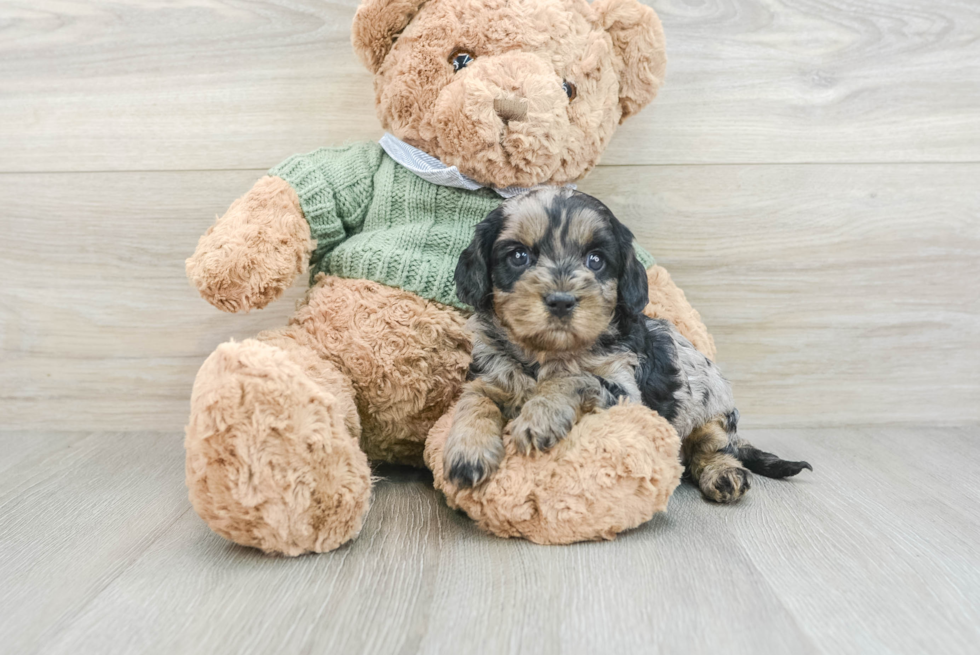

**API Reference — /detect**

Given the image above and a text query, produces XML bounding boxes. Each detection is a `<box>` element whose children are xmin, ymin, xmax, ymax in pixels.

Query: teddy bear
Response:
<box><xmin>184</xmin><ymin>0</ymin><xmax>716</xmax><ymax>555</ymax></box>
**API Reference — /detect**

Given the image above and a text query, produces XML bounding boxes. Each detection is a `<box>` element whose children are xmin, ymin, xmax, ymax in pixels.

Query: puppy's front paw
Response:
<box><xmin>700</xmin><ymin>466</ymin><xmax>751</xmax><ymax>504</ymax></box>
<box><xmin>443</xmin><ymin>425</ymin><xmax>504</xmax><ymax>488</ymax></box>
<box><xmin>511</xmin><ymin>396</ymin><xmax>576</xmax><ymax>454</ymax></box>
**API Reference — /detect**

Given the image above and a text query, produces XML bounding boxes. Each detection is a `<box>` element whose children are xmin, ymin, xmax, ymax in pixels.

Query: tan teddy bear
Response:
<box><xmin>184</xmin><ymin>0</ymin><xmax>715</xmax><ymax>555</ymax></box>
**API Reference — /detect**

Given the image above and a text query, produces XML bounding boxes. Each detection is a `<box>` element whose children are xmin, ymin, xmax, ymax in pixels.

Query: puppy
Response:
<box><xmin>444</xmin><ymin>188</ymin><xmax>811</xmax><ymax>503</ymax></box>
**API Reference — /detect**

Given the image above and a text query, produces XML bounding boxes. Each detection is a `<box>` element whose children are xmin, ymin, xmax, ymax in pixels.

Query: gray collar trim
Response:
<box><xmin>379</xmin><ymin>133</ymin><xmax>574</xmax><ymax>199</ymax></box>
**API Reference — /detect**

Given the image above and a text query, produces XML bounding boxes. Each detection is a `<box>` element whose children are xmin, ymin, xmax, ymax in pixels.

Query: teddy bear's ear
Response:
<box><xmin>593</xmin><ymin>0</ymin><xmax>667</xmax><ymax>122</ymax></box>
<box><xmin>351</xmin><ymin>0</ymin><xmax>428</xmax><ymax>73</ymax></box>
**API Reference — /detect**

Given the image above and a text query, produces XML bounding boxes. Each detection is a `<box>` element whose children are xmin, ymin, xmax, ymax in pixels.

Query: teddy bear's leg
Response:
<box><xmin>289</xmin><ymin>276</ymin><xmax>472</xmax><ymax>466</ymax></box>
<box><xmin>184</xmin><ymin>328</ymin><xmax>371</xmax><ymax>556</ymax></box>
<box><xmin>680</xmin><ymin>418</ymin><xmax>751</xmax><ymax>504</ymax></box>
<box><xmin>643</xmin><ymin>265</ymin><xmax>716</xmax><ymax>359</ymax></box>
<box><xmin>425</xmin><ymin>402</ymin><xmax>683</xmax><ymax>545</ymax></box>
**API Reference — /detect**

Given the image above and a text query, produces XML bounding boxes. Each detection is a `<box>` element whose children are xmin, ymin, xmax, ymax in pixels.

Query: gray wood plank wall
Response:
<box><xmin>2</xmin><ymin>0</ymin><xmax>977</xmax><ymax>431</ymax></box>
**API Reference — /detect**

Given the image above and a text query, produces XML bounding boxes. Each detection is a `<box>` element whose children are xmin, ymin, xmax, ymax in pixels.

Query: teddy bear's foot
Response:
<box><xmin>185</xmin><ymin>338</ymin><xmax>371</xmax><ymax>556</ymax></box>
<box><xmin>426</xmin><ymin>402</ymin><xmax>683</xmax><ymax>545</ymax></box>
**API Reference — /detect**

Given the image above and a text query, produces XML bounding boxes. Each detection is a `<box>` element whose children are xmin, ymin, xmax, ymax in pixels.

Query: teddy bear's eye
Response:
<box><xmin>562</xmin><ymin>80</ymin><xmax>577</xmax><ymax>101</ymax></box>
<box><xmin>450</xmin><ymin>49</ymin><xmax>475</xmax><ymax>73</ymax></box>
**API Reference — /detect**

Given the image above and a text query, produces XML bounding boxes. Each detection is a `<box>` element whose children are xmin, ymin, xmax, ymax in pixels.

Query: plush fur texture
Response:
<box><xmin>593</xmin><ymin>0</ymin><xmax>666</xmax><ymax>120</ymax></box>
<box><xmin>424</xmin><ymin>401</ymin><xmax>682</xmax><ymax>544</ymax></box>
<box><xmin>643</xmin><ymin>266</ymin><xmax>716</xmax><ymax>360</ymax></box>
<box><xmin>353</xmin><ymin>0</ymin><xmax>666</xmax><ymax>188</ymax></box>
<box><xmin>185</xmin><ymin>0</ymin><xmax>710</xmax><ymax>553</ymax></box>
<box><xmin>185</xmin><ymin>338</ymin><xmax>370</xmax><ymax>555</ymax></box>
<box><xmin>186</xmin><ymin>176</ymin><xmax>310</xmax><ymax>313</ymax></box>
<box><xmin>286</xmin><ymin>276</ymin><xmax>472</xmax><ymax>465</ymax></box>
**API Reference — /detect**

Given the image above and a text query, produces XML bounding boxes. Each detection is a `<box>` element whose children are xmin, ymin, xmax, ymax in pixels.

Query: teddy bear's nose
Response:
<box><xmin>493</xmin><ymin>97</ymin><xmax>529</xmax><ymax>123</ymax></box>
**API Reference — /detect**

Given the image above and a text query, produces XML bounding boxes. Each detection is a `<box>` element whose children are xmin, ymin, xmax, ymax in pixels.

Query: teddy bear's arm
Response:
<box><xmin>186</xmin><ymin>175</ymin><xmax>311</xmax><ymax>313</ymax></box>
<box><xmin>644</xmin><ymin>266</ymin><xmax>716</xmax><ymax>359</ymax></box>
<box><xmin>186</xmin><ymin>143</ymin><xmax>384</xmax><ymax>313</ymax></box>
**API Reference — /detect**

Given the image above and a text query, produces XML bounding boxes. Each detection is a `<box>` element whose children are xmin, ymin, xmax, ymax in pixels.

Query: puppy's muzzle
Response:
<box><xmin>544</xmin><ymin>292</ymin><xmax>577</xmax><ymax>318</ymax></box>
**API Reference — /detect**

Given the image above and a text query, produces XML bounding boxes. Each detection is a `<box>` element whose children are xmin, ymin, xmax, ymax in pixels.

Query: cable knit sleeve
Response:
<box><xmin>269</xmin><ymin>142</ymin><xmax>384</xmax><ymax>269</ymax></box>
<box><xmin>634</xmin><ymin>242</ymin><xmax>656</xmax><ymax>270</ymax></box>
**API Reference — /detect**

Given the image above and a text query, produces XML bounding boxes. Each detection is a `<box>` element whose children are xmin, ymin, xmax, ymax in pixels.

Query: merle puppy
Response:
<box><xmin>444</xmin><ymin>188</ymin><xmax>810</xmax><ymax>503</ymax></box>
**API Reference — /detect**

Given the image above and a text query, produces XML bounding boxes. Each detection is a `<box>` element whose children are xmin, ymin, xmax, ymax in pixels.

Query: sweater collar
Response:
<box><xmin>379</xmin><ymin>133</ymin><xmax>574</xmax><ymax>199</ymax></box>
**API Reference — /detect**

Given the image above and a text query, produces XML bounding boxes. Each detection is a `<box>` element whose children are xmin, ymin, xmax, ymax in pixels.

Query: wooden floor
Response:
<box><xmin>1</xmin><ymin>427</ymin><xmax>978</xmax><ymax>654</ymax></box>
<box><xmin>2</xmin><ymin>0</ymin><xmax>979</xmax><ymax>653</ymax></box>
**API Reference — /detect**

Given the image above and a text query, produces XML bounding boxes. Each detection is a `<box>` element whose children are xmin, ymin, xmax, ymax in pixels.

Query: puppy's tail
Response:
<box><xmin>737</xmin><ymin>443</ymin><xmax>812</xmax><ymax>479</ymax></box>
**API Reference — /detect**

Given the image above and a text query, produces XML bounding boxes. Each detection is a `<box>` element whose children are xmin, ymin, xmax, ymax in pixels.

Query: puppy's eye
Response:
<box><xmin>450</xmin><ymin>49</ymin><xmax>475</xmax><ymax>72</ymax></box>
<box><xmin>509</xmin><ymin>248</ymin><xmax>530</xmax><ymax>267</ymax></box>
<box><xmin>562</xmin><ymin>80</ymin><xmax>577</xmax><ymax>101</ymax></box>
<box><xmin>586</xmin><ymin>252</ymin><xmax>604</xmax><ymax>271</ymax></box>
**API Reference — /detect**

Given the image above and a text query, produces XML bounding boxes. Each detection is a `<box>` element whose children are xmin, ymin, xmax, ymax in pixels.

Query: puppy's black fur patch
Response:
<box><xmin>455</xmin><ymin>207</ymin><xmax>506</xmax><ymax>311</ymax></box>
<box><xmin>610</xmin><ymin>223</ymin><xmax>649</xmax><ymax>317</ymax></box>
<box><xmin>605</xmin><ymin>313</ymin><xmax>683</xmax><ymax>423</ymax></box>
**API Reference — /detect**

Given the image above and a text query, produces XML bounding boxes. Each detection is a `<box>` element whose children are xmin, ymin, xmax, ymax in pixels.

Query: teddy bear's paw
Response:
<box><xmin>698</xmin><ymin>465</ymin><xmax>751</xmax><ymax>504</ymax></box>
<box><xmin>443</xmin><ymin>423</ymin><xmax>505</xmax><ymax>488</ymax></box>
<box><xmin>427</xmin><ymin>403</ymin><xmax>684</xmax><ymax>545</ymax></box>
<box><xmin>186</xmin><ymin>176</ymin><xmax>311</xmax><ymax>313</ymax></box>
<box><xmin>511</xmin><ymin>395</ymin><xmax>576</xmax><ymax>454</ymax></box>
<box><xmin>187</xmin><ymin>245</ymin><xmax>299</xmax><ymax>313</ymax></box>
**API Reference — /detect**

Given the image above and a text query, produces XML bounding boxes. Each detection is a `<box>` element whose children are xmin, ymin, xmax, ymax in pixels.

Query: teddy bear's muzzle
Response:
<box><xmin>431</xmin><ymin>51</ymin><xmax>571</xmax><ymax>188</ymax></box>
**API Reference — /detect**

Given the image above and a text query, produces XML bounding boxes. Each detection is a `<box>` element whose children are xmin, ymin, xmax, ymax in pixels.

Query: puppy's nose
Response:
<box><xmin>494</xmin><ymin>97</ymin><xmax>528</xmax><ymax>123</ymax></box>
<box><xmin>544</xmin><ymin>292</ymin><xmax>577</xmax><ymax>318</ymax></box>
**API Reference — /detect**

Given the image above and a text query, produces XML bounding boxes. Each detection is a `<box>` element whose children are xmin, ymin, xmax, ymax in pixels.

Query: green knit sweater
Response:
<box><xmin>270</xmin><ymin>142</ymin><xmax>654</xmax><ymax>310</ymax></box>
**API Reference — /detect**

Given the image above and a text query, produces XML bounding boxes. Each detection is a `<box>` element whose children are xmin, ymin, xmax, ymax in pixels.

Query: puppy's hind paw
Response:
<box><xmin>700</xmin><ymin>466</ymin><xmax>751</xmax><ymax>504</ymax></box>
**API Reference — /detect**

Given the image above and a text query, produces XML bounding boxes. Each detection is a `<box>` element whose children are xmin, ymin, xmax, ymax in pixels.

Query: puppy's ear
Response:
<box><xmin>610</xmin><ymin>218</ymin><xmax>649</xmax><ymax>315</ymax></box>
<box><xmin>593</xmin><ymin>0</ymin><xmax>666</xmax><ymax>122</ymax></box>
<box><xmin>351</xmin><ymin>0</ymin><xmax>427</xmax><ymax>73</ymax></box>
<box><xmin>455</xmin><ymin>207</ymin><xmax>505</xmax><ymax>311</ymax></box>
